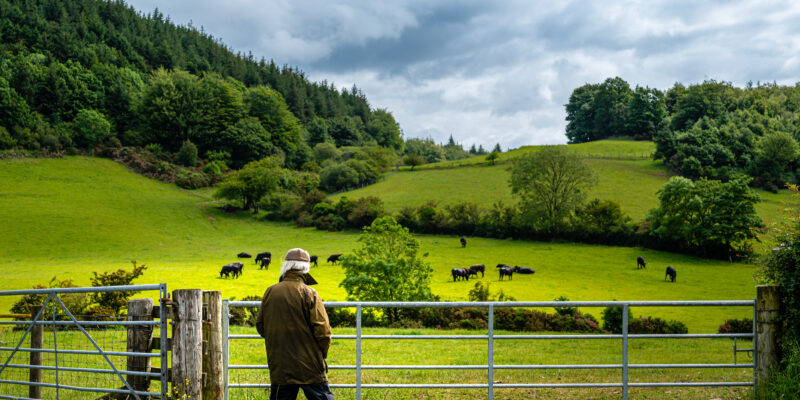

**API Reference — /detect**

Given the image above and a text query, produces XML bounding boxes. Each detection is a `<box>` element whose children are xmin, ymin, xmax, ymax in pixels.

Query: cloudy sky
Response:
<box><xmin>125</xmin><ymin>0</ymin><xmax>800</xmax><ymax>149</ymax></box>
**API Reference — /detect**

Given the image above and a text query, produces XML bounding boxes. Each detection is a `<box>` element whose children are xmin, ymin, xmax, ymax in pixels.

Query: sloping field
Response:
<box><xmin>0</xmin><ymin>156</ymin><xmax>766</xmax><ymax>332</ymax></box>
<box><xmin>343</xmin><ymin>140</ymin><xmax>790</xmax><ymax>224</ymax></box>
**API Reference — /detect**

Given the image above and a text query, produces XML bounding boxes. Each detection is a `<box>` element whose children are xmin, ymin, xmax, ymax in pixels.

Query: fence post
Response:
<box><xmin>29</xmin><ymin>306</ymin><xmax>42</xmax><ymax>399</ymax></box>
<box><xmin>756</xmin><ymin>285</ymin><xmax>780</xmax><ymax>386</ymax></box>
<box><xmin>172</xmin><ymin>289</ymin><xmax>203</xmax><ymax>399</ymax></box>
<box><xmin>203</xmin><ymin>291</ymin><xmax>224</xmax><ymax>400</ymax></box>
<box><xmin>622</xmin><ymin>304</ymin><xmax>629</xmax><ymax>400</ymax></box>
<box><xmin>127</xmin><ymin>299</ymin><xmax>154</xmax><ymax>395</ymax></box>
<box><xmin>222</xmin><ymin>300</ymin><xmax>230</xmax><ymax>400</ymax></box>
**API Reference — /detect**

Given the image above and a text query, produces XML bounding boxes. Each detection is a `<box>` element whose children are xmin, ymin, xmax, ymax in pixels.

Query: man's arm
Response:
<box><xmin>308</xmin><ymin>290</ymin><xmax>331</xmax><ymax>358</ymax></box>
<box><xmin>256</xmin><ymin>289</ymin><xmax>269</xmax><ymax>338</ymax></box>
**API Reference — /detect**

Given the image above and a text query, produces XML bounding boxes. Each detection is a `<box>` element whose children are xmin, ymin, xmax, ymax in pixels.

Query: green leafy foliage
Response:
<box><xmin>601</xmin><ymin>304</ymin><xmax>634</xmax><ymax>334</ymax></box>
<box><xmin>647</xmin><ymin>175</ymin><xmax>762</xmax><ymax>258</ymax></box>
<box><xmin>510</xmin><ymin>146</ymin><xmax>596</xmax><ymax>234</ymax></box>
<box><xmin>72</xmin><ymin>109</ymin><xmax>111</xmax><ymax>148</ymax></box>
<box><xmin>176</xmin><ymin>140</ymin><xmax>198</xmax><ymax>167</ymax></box>
<box><xmin>339</xmin><ymin>216</ymin><xmax>433</xmax><ymax>322</ymax></box>
<box><xmin>89</xmin><ymin>260</ymin><xmax>147</xmax><ymax>316</ymax></box>
<box><xmin>214</xmin><ymin>156</ymin><xmax>283</xmax><ymax>211</ymax></box>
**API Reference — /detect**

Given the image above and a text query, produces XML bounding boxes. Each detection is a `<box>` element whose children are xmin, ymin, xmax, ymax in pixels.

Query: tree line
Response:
<box><xmin>565</xmin><ymin>77</ymin><xmax>800</xmax><ymax>191</ymax></box>
<box><xmin>0</xmin><ymin>0</ymin><xmax>403</xmax><ymax>168</ymax></box>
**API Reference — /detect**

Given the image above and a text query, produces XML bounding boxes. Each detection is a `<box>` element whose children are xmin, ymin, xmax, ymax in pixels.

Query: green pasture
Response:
<box><xmin>228</xmin><ymin>326</ymin><xmax>752</xmax><ymax>400</ymax></box>
<box><xmin>405</xmin><ymin>139</ymin><xmax>656</xmax><ymax>170</ymax></box>
<box><xmin>0</xmin><ymin>325</ymin><xmax>753</xmax><ymax>400</ymax></box>
<box><xmin>343</xmin><ymin>157</ymin><xmax>789</xmax><ymax>225</ymax></box>
<box><xmin>0</xmin><ymin>157</ymin><xmax>764</xmax><ymax>333</ymax></box>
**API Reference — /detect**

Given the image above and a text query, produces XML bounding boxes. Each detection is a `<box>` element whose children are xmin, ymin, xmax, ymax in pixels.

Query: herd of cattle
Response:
<box><xmin>218</xmin><ymin>236</ymin><xmax>678</xmax><ymax>284</ymax></box>
<box><xmin>219</xmin><ymin>251</ymin><xmax>343</xmax><ymax>278</ymax></box>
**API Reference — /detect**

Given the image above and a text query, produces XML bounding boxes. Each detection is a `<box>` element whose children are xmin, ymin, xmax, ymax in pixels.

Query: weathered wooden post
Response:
<box><xmin>756</xmin><ymin>285</ymin><xmax>780</xmax><ymax>385</ymax></box>
<box><xmin>202</xmin><ymin>291</ymin><xmax>224</xmax><ymax>399</ymax></box>
<box><xmin>127</xmin><ymin>299</ymin><xmax>154</xmax><ymax>395</ymax></box>
<box><xmin>172</xmin><ymin>289</ymin><xmax>203</xmax><ymax>399</ymax></box>
<box><xmin>29</xmin><ymin>306</ymin><xmax>42</xmax><ymax>399</ymax></box>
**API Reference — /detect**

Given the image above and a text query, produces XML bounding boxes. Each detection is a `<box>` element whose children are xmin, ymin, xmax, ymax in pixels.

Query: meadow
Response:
<box><xmin>0</xmin><ymin>156</ymin><xmax>767</xmax><ymax>333</ymax></box>
<box><xmin>342</xmin><ymin>140</ymin><xmax>791</xmax><ymax>225</ymax></box>
<box><xmin>0</xmin><ymin>325</ymin><xmax>754</xmax><ymax>400</ymax></box>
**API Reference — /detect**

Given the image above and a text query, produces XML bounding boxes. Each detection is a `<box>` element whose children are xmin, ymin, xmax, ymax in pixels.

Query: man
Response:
<box><xmin>256</xmin><ymin>248</ymin><xmax>334</xmax><ymax>400</ymax></box>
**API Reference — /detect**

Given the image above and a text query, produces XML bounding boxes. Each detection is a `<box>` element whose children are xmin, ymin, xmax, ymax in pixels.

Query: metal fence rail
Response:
<box><xmin>223</xmin><ymin>299</ymin><xmax>755</xmax><ymax>400</ymax></box>
<box><xmin>0</xmin><ymin>284</ymin><xmax>169</xmax><ymax>399</ymax></box>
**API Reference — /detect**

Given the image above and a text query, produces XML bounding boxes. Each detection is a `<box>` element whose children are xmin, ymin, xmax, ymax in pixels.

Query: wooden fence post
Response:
<box><xmin>172</xmin><ymin>289</ymin><xmax>203</xmax><ymax>399</ymax></box>
<box><xmin>202</xmin><ymin>291</ymin><xmax>224</xmax><ymax>400</ymax></box>
<box><xmin>756</xmin><ymin>285</ymin><xmax>780</xmax><ymax>385</ymax></box>
<box><xmin>127</xmin><ymin>299</ymin><xmax>154</xmax><ymax>395</ymax></box>
<box><xmin>29</xmin><ymin>306</ymin><xmax>42</xmax><ymax>399</ymax></box>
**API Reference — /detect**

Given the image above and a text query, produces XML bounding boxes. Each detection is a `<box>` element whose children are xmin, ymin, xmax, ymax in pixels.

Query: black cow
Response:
<box><xmin>465</xmin><ymin>269</ymin><xmax>478</xmax><ymax>278</ymax></box>
<box><xmin>469</xmin><ymin>264</ymin><xmax>485</xmax><ymax>278</ymax></box>
<box><xmin>259</xmin><ymin>257</ymin><xmax>271</xmax><ymax>270</ymax></box>
<box><xmin>460</xmin><ymin>236</ymin><xmax>467</xmax><ymax>248</ymax></box>
<box><xmin>499</xmin><ymin>267</ymin><xmax>513</xmax><ymax>281</ymax></box>
<box><xmin>327</xmin><ymin>254</ymin><xmax>342</xmax><ymax>264</ymax></box>
<box><xmin>238</xmin><ymin>252</ymin><xmax>252</xmax><ymax>259</ymax></box>
<box><xmin>514</xmin><ymin>266</ymin><xmax>535</xmax><ymax>274</ymax></box>
<box><xmin>255</xmin><ymin>252</ymin><xmax>271</xmax><ymax>264</ymax></box>
<box><xmin>310</xmin><ymin>255</ymin><xmax>318</xmax><ymax>267</ymax></box>
<box><xmin>220</xmin><ymin>262</ymin><xmax>244</xmax><ymax>278</ymax></box>
<box><xmin>452</xmin><ymin>268</ymin><xmax>470</xmax><ymax>282</ymax></box>
<box><xmin>637</xmin><ymin>256</ymin><xmax>646</xmax><ymax>269</ymax></box>
<box><xmin>496</xmin><ymin>263</ymin><xmax>510</xmax><ymax>269</ymax></box>
<box><xmin>665</xmin><ymin>266</ymin><xmax>677</xmax><ymax>282</ymax></box>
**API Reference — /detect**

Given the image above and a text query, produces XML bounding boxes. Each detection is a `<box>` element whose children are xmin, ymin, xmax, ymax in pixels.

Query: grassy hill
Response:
<box><xmin>0</xmin><ymin>156</ymin><xmax>768</xmax><ymax>332</ymax></box>
<box><xmin>343</xmin><ymin>140</ymin><xmax>790</xmax><ymax>224</ymax></box>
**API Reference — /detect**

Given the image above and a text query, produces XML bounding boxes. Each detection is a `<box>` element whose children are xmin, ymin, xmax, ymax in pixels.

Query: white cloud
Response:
<box><xmin>125</xmin><ymin>0</ymin><xmax>800</xmax><ymax>149</ymax></box>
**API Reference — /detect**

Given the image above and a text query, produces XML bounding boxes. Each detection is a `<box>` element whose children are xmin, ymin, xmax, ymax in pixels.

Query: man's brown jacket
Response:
<box><xmin>256</xmin><ymin>271</ymin><xmax>332</xmax><ymax>384</ymax></box>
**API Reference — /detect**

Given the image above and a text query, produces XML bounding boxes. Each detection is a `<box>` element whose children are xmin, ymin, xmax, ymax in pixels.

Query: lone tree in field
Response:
<box><xmin>214</xmin><ymin>156</ymin><xmax>283</xmax><ymax>212</ymax></box>
<box><xmin>509</xmin><ymin>146</ymin><xmax>596</xmax><ymax>234</ymax></box>
<box><xmin>339</xmin><ymin>216</ymin><xmax>433</xmax><ymax>323</ymax></box>
<box><xmin>403</xmin><ymin>154</ymin><xmax>425</xmax><ymax>170</ymax></box>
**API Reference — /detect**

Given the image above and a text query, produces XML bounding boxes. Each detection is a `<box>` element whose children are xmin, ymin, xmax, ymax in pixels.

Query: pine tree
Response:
<box><xmin>493</xmin><ymin>143</ymin><xmax>502</xmax><ymax>153</ymax></box>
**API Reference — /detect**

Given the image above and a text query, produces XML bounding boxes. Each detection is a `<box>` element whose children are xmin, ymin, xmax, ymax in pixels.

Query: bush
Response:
<box><xmin>718</xmin><ymin>318</ymin><xmax>753</xmax><ymax>334</ymax></box>
<box><xmin>347</xmin><ymin>196</ymin><xmax>385</xmax><ymax>229</ymax></box>
<box><xmin>601</xmin><ymin>305</ymin><xmax>634</xmax><ymax>334</ymax></box>
<box><xmin>758</xmin><ymin>341</ymin><xmax>800</xmax><ymax>399</ymax></box>
<box><xmin>72</xmin><ymin>109</ymin><xmax>111</xmax><ymax>148</ymax></box>
<box><xmin>229</xmin><ymin>295</ymin><xmax>261</xmax><ymax>326</ymax></box>
<box><xmin>10</xmin><ymin>277</ymin><xmax>90</xmax><ymax>322</ymax></box>
<box><xmin>176</xmin><ymin>140</ymin><xmax>198</xmax><ymax>167</ymax></box>
<box><xmin>629</xmin><ymin>316</ymin><xmax>688</xmax><ymax>334</ymax></box>
<box><xmin>553</xmin><ymin>296</ymin><xmax>577</xmax><ymax>317</ymax></box>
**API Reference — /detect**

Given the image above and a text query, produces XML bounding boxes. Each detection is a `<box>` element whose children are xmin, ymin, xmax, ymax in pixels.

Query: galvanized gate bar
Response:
<box><xmin>222</xmin><ymin>299</ymin><xmax>230</xmax><ymax>400</ymax></box>
<box><xmin>224</xmin><ymin>299</ymin><xmax>757</xmax><ymax>399</ymax></box>
<box><xmin>0</xmin><ymin>284</ymin><xmax>168</xmax><ymax>398</ymax></box>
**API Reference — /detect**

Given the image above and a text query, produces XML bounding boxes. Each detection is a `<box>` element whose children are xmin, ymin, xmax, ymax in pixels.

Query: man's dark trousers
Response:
<box><xmin>269</xmin><ymin>382</ymin><xmax>334</xmax><ymax>400</ymax></box>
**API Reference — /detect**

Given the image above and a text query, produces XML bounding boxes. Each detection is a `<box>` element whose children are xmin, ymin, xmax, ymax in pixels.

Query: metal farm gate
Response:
<box><xmin>222</xmin><ymin>300</ymin><xmax>756</xmax><ymax>400</ymax></box>
<box><xmin>0</xmin><ymin>284</ymin><xmax>169</xmax><ymax>399</ymax></box>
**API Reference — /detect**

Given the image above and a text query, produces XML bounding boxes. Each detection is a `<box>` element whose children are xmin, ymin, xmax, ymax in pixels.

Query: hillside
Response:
<box><xmin>0</xmin><ymin>156</ymin><xmax>763</xmax><ymax>331</ymax></box>
<box><xmin>341</xmin><ymin>140</ymin><xmax>791</xmax><ymax>225</ymax></box>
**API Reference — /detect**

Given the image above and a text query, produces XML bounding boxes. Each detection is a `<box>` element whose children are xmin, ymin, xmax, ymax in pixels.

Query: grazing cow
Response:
<box><xmin>460</xmin><ymin>236</ymin><xmax>467</xmax><ymax>248</ymax></box>
<box><xmin>514</xmin><ymin>266</ymin><xmax>535</xmax><ymax>274</ymax></box>
<box><xmin>496</xmin><ymin>263</ymin><xmax>510</xmax><ymax>269</ymax></box>
<box><xmin>310</xmin><ymin>255</ymin><xmax>318</xmax><ymax>267</ymax></box>
<box><xmin>465</xmin><ymin>269</ymin><xmax>478</xmax><ymax>278</ymax></box>
<box><xmin>254</xmin><ymin>252</ymin><xmax>271</xmax><ymax>264</ymax></box>
<box><xmin>637</xmin><ymin>256</ymin><xmax>646</xmax><ymax>269</ymax></box>
<box><xmin>451</xmin><ymin>268</ymin><xmax>470</xmax><ymax>282</ymax></box>
<box><xmin>238</xmin><ymin>252</ymin><xmax>252</xmax><ymax>259</ymax></box>
<box><xmin>469</xmin><ymin>264</ymin><xmax>485</xmax><ymax>278</ymax></box>
<box><xmin>327</xmin><ymin>254</ymin><xmax>342</xmax><ymax>264</ymax></box>
<box><xmin>665</xmin><ymin>266</ymin><xmax>677</xmax><ymax>282</ymax></box>
<box><xmin>220</xmin><ymin>262</ymin><xmax>244</xmax><ymax>278</ymax></box>
<box><xmin>259</xmin><ymin>257</ymin><xmax>271</xmax><ymax>270</ymax></box>
<box><xmin>499</xmin><ymin>267</ymin><xmax>513</xmax><ymax>281</ymax></box>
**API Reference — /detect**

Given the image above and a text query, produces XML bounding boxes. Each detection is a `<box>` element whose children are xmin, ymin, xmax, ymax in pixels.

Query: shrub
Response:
<box><xmin>718</xmin><ymin>318</ymin><xmax>753</xmax><ymax>334</ymax></box>
<box><xmin>176</xmin><ymin>140</ymin><xmax>198</xmax><ymax>167</ymax></box>
<box><xmin>629</xmin><ymin>316</ymin><xmax>688</xmax><ymax>334</ymax></box>
<box><xmin>553</xmin><ymin>296</ymin><xmax>577</xmax><ymax>317</ymax></box>
<box><xmin>759</xmin><ymin>341</ymin><xmax>800</xmax><ymax>399</ymax></box>
<box><xmin>72</xmin><ymin>109</ymin><xmax>111</xmax><ymax>148</ymax></box>
<box><xmin>0</xmin><ymin>126</ymin><xmax>16</xmax><ymax>149</ymax></box>
<box><xmin>10</xmin><ymin>277</ymin><xmax>90</xmax><ymax>322</ymax></box>
<box><xmin>89</xmin><ymin>260</ymin><xmax>147</xmax><ymax>316</ymax></box>
<box><xmin>347</xmin><ymin>196</ymin><xmax>385</xmax><ymax>229</ymax></box>
<box><xmin>601</xmin><ymin>304</ymin><xmax>634</xmax><ymax>334</ymax></box>
<box><xmin>175</xmin><ymin>169</ymin><xmax>209</xmax><ymax>189</ymax></box>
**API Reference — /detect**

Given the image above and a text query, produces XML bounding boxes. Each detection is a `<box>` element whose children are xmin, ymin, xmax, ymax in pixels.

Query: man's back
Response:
<box><xmin>256</xmin><ymin>272</ymin><xmax>331</xmax><ymax>385</ymax></box>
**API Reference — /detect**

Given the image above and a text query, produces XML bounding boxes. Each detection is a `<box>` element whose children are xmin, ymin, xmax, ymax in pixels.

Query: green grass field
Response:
<box><xmin>0</xmin><ymin>326</ymin><xmax>754</xmax><ymax>400</ymax></box>
<box><xmin>344</xmin><ymin>140</ymin><xmax>791</xmax><ymax>225</ymax></box>
<box><xmin>0</xmin><ymin>156</ymin><xmax>766</xmax><ymax>333</ymax></box>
